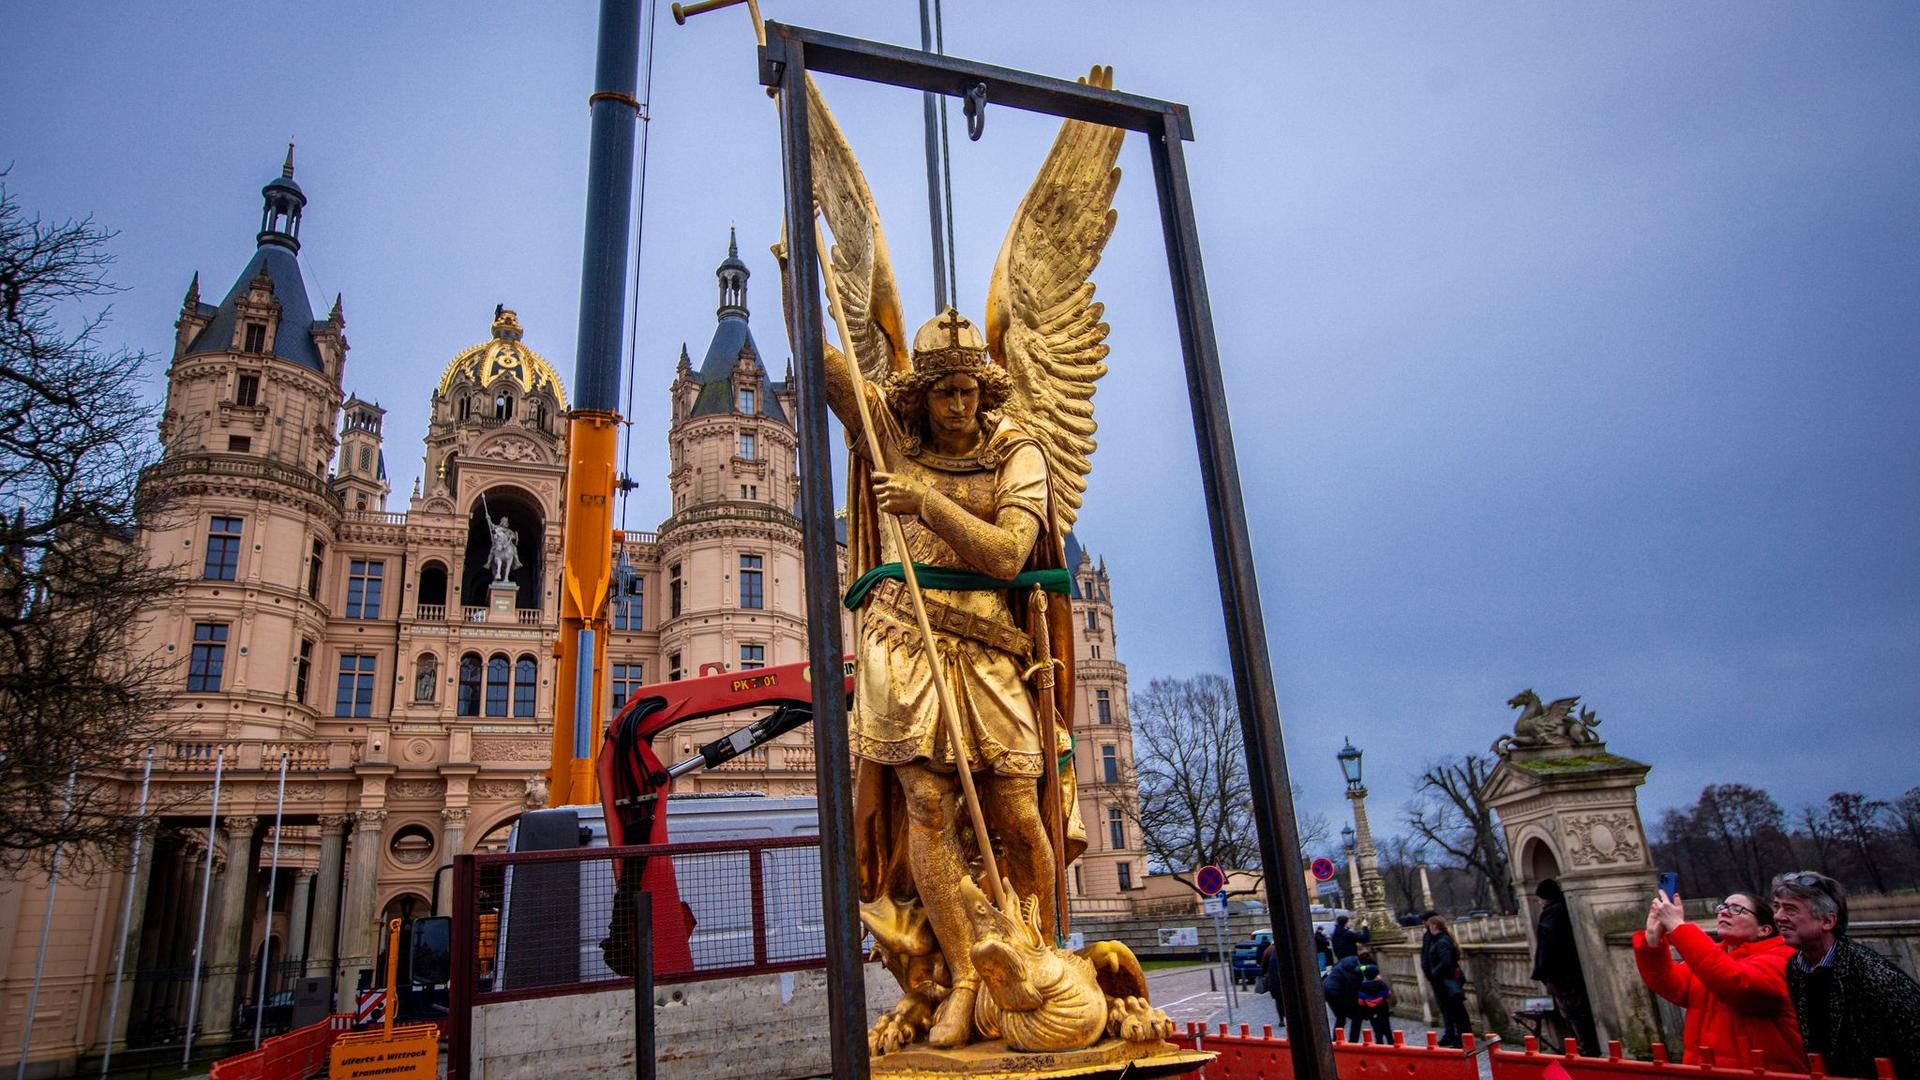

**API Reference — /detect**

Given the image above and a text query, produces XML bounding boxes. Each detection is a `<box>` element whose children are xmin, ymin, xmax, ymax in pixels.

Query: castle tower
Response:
<box><xmin>651</xmin><ymin>233</ymin><xmax>808</xmax><ymax>788</ymax></box>
<box><xmin>335</xmin><ymin>395</ymin><xmax>389</xmax><ymax>511</ymax></box>
<box><xmin>144</xmin><ymin>147</ymin><xmax>347</xmax><ymax>742</ymax></box>
<box><xmin>1066</xmin><ymin>535</ymin><xmax>1146</xmax><ymax>915</ymax></box>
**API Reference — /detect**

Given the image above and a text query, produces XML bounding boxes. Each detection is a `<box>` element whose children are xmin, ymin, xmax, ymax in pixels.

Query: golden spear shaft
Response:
<box><xmin>677</xmin><ymin>0</ymin><xmax>1013</xmax><ymax>915</ymax></box>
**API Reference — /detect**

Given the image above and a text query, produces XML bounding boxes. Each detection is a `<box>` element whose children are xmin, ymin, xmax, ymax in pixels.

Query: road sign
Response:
<box><xmin>1310</xmin><ymin>857</ymin><xmax>1337</xmax><ymax>882</ymax></box>
<box><xmin>353</xmin><ymin>988</ymin><xmax>385</xmax><ymax>1025</ymax></box>
<box><xmin>1202</xmin><ymin>893</ymin><xmax>1229</xmax><ymax>916</ymax></box>
<box><xmin>1195</xmin><ymin>864</ymin><xmax>1226</xmax><ymax>896</ymax></box>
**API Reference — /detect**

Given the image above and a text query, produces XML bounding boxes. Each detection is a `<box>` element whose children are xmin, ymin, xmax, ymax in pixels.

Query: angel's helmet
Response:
<box><xmin>884</xmin><ymin>306</ymin><xmax>1012</xmax><ymax>415</ymax></box>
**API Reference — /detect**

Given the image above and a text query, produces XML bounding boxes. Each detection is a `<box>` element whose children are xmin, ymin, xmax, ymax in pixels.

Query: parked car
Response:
<box><xmin>1230</xmin><ymin>931</ymin><xmax>1272</xmax><ymax>988</ymax></box>
<box><xmin>238</xmin><ymin>989</ymin><xmax>293</xmax><ymax>1036</ymax></box>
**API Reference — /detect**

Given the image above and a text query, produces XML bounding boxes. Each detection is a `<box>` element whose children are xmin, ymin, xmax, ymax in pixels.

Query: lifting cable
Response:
<box><xmin>619</xmin><ymin>0</ymin><xmax>663</xmax><ymax>536</ymax></box>
<box><xmin>920</xmin><ymin>0</ymin><xmax>959</xmax><ymax>313</ymax></box>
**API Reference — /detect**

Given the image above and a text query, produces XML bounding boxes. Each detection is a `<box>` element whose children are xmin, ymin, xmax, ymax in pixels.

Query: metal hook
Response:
<box><xmin>963</xmin><ymin>82</ymin><xmax>988</xmax><ymax>141</ymax></box>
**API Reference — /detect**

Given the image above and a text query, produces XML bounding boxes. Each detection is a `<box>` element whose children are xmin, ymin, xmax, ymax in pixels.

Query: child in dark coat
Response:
<box><xmin>1353</xmin><ymin>956</ymin><xmax>1394</xmax><ymax>1044</ymax></box>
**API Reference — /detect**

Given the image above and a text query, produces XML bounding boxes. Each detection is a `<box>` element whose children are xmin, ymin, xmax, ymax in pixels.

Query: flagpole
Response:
<box><xmin>252</xmin><ymin>752</ymin><xmax>290</xmax><ymax>1048</ymax></box>
<box><xmin>16</xmin><ymin>773</ymin><xmax>76</xmax><ymax>1080</ymax></box>
<box><xmin>182</xmin><ymin>750</ymin><xmax>225</xmax><ymax>1068</ymax></box>
<box><xmin>101</xmin><ymin>751</ymin><xmax>155</xmax><ymax>1076</ymax></box>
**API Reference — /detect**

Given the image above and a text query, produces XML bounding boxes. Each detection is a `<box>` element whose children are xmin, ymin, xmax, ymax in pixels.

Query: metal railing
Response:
<box><xmin>451</xmin><ymin>835</ymin><xmax>825</xmax><ymax>1010</ymax></box>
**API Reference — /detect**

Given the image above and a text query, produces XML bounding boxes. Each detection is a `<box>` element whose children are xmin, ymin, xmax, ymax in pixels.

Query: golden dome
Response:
<box><xmin>436</xmin><ymin>308</ymin><xmax>568</xmax><ymax>410</ymax></box>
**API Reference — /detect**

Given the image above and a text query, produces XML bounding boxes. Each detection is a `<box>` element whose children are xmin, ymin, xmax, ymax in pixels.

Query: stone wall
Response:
<box><xmin>471</xmin><ymin>965</ymin><xmax>900</xmax><ymax>1080</ymax></box>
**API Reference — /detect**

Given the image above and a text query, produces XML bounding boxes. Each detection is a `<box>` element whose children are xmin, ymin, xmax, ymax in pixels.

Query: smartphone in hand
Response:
<box><xmin>1658</xmin><ymin>871</ymin><xmax>1680</xmax><ymax>900</ymax></box>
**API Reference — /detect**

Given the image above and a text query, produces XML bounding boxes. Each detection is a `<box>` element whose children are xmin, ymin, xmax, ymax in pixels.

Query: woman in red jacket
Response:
<box><xmin>1633</xmin><ymin>888</ymin><xmax>1804</xmax><ymax>1070</ymax></box>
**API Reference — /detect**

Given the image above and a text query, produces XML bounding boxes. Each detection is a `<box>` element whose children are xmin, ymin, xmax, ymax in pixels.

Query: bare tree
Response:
<box><xmin>1404</xmin><ymin>754</ymin><xmax>1515</xmax><ymax>914</ymax></box>
<box><xmin>1376</xmin><ymin>833</ymin><xmax>1425</xmax><ymax>912</ymax></box>
<box><xmin>1826</xmin><ymin>792</ymin><xmax>1891</xmax><ymax>894</ymax></box>
<box><xmin>1795</xmin><ymin>804</ymin><xmax>1841</xmax><ymax>878</ymax></box>
<box><xmin>1697</xmin><ymin>784</ymin><xmax>1790</xmax><ymax>891</ymax></box>
<box><xmin>1894</xmin><ymin>788</ymin><xmax>1920</xmax><ymax>858</ymax></box>
<box><xmin>0</xmin><ymin>178</ymin><xmax>183</xmax><ymax>872</ymax></box>
<box><xmin>1127</xmin><ymin>675</ymin><xmax>1256</xmax><ymax>875</ymax></box>
<box><xmin>1124</xmin><ymin>673</ymin><xmax>1324</xmax><ymax>889</ymax></box>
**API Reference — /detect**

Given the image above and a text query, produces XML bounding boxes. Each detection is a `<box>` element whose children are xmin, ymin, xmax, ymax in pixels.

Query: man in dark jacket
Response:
<box><xmin>1330</xmin><ymin>914</ymin><xmax>1370</xmax><ymax>961</ymax></box>
<box><xmin>1531</xmin><ymin>879</ymin><xmax>1600</xmax><ymax>1055</ymax></box>
<box><xmin>1773</xmin><ymin>871</ymin><xmax>1920</xmax><ymax>1078</ymax></box>
<box><xmin>1314</xmin><ymin>927</ymin><xmax>1334</xmax><ymax>971</ymax></box>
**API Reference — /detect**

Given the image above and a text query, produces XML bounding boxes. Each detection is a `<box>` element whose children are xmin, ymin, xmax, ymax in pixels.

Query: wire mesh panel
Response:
<box><xmin>464</xmin><ymin>836</ymin><xmax>826</xmax><ymax>1005</ymax></box>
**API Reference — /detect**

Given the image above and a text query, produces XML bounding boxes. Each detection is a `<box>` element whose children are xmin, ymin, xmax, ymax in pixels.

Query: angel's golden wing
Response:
<box><xmin>985</xmin><ymin>66</ymin><xmax>1125</xmax><ymax>538</ymax></box>
<box><xmin>802</xmin><ymin>74</ymin><xmax>908</xmax><ymax>384</ymax></box>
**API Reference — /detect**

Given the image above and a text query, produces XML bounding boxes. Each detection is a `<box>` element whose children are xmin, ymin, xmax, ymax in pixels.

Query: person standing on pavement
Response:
<box><xmin>1532</xmin><ymin>878</ymin><xmax>1601</xmax><ymax>1055</ymax></box>
<box><xmin>1771</xmin><ymin>870</ymin><xmax>1920</xmax><ymax>1078</ymax></box>
<box><xmin>1633</xmin><ymin>888</ymin><xmax>1803</xmax><ymax>1070</ymax></box>
<box><xmin>1314</xmin><ymin>926</ymin><xmax>1334</xmax><ymax>972</ymax></box>
<box><xmin>1354</xmin><ymin>954</ymin><xmax>1394</xmax><ymax>1044</ymax></box>
<box><xmin>1260</xmin><ymin>939</ymin><xmax>1287</xmax><ymax>1025</ymax></box>
<box><xmin>1422</xmin><ymin>914</ymin><xmax>1474</xmax><ymax>1048</ymax></box>
<box><xmin>1331</xmin><ymin>914</ymin><xmax>1370</xmax><ymax>961</ymax></box>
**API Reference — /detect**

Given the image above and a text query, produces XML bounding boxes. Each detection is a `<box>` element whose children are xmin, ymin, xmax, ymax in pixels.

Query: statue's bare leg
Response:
<box><xmin>897</xmin><ymin>762</ymin><xmax>979</xmax><ymax>1048</ymax></box>
<box><xmin>981</xmin><ymin>773</ymin><xmax>1056</xmax><ymax>939</ymax></box>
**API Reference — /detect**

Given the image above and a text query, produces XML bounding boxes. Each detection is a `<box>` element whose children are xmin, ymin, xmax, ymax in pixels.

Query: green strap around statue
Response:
<box><xmin>842</xmin><ymin>562</ymin><xmax>1071</xmax><ymax>611</ymax></box>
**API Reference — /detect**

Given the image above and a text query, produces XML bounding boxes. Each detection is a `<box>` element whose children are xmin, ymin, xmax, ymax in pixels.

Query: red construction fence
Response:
<box><xmin>207</xmin><ymin>1013</ymin><xmax>351</xmax><ymax>1080</ymax></box>
<box><xmin>1167</xmin><ymin>1025</ymin><xmax>1899</xmax><ymax>1080</ymax></box>
<box><xmin>1490</xmin><ymin>1036</ymin><xmax>1896</xmax><ymax>1080</ymax></box>
<box><xmin>1170</xmin><ymin>1022</ymin><xmax>1483</xmax><ymax>1080</ymax></box>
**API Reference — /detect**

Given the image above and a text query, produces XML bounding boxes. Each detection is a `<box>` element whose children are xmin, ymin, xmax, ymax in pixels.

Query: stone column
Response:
<box><xmin>1347</xmin><ymin>786</ymin><xmax>1399</xmax><ymax>942</ymax></box>
<box><xmin>334</xmin><ymin>809</ymin><xmax>386</xmax><ymax>1009</ymax></box>
<box><xmin>104</xmin><ymin>825</ymin><xmax>159</xmax><ymax>1054</ymax></box>
<box><xmin>203</xmin><ymin>815</ymin><xmax>259</xmax><ymax>1040</ymax></box>
<box><xmin>286</xmin><ymin>870</ymin><xmax>315</xmax><ymax>969</ymax></box>
<box><xmin>306</xmin><ymin>816</ymin><xmax>350</xmax><ymax>996</ymax></box>
<box><xmin>436</xmin><ymin>808</ymin><xmax>469</xmax><ymax>916</ymax></box>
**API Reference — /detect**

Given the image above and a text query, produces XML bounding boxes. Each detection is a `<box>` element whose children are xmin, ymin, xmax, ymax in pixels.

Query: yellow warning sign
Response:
<box><xmin>328</xmin><ymin>1025</ymin><xmax>439</xmax><ymax>1080</ymax></box>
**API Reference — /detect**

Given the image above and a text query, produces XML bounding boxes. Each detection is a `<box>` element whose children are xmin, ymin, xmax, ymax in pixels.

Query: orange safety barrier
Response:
<box><xmin>209</xmin><ymin>1013</ymin><xmax>352</xmax><ymax>1080</ymax></box>
<box><xmin>1489</xmin><ymin>1035</ymin><xmax>1896</xmax><ymax>1080</ymax></box>
<box><xmin>1169</xmin><ymin>1021</ymin><xmax>1483</xmax><ymax>1080</ymax></box>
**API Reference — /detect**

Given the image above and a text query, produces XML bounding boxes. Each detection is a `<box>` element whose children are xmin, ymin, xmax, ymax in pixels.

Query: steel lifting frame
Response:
<box><xmin>761</xmin><ymin>22</ymin><xmax>1335</xmax><ymax>1080</ymax></box>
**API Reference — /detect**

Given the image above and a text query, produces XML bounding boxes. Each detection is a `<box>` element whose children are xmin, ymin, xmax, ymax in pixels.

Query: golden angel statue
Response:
<box><xmin>781</xmin><ymin>68</ymin><xmax>1189</xmax><ymax>1067</ymax></box>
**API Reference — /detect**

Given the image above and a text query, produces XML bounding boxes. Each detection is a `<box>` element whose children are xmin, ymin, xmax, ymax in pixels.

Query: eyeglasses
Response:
<box><xmin>1780</xmin><ymin>871</ymin><xmax>1836</xmax><ymax>895</ymax></box>
<box><xmin>1715</xmin><ymin>901</ymin><xmax>1753</xmax><ymax>918</ymax></box>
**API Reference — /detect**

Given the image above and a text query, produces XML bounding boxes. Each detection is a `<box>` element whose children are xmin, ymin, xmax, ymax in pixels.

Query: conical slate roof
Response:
<box><xmin>184</xmin><ymin>245</ymin><xmax>326</xmax><ymax>373</ymax></box>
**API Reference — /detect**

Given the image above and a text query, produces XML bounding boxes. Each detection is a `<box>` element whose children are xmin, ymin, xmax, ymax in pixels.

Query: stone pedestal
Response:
<box><xmin>488</xmin><ymin>581</ymin><xmax>517</xmax><ymax>622</ymax></box>
<box><xmin>1483</xmin><ymin>734</ymin><xmax>1655</xmax><ymax>1051</ymax></box>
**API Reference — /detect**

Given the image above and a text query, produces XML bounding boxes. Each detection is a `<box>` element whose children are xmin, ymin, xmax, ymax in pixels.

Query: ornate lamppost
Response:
<box><xmin>1338</xmin><ymin>738</ymin><xmax>1398</xmax><ymax>939</ymax></box>
<box><xmin>1340</xmin><ymin>823</ymin><xmax>1357</xmax><ymax>910</ymax></box>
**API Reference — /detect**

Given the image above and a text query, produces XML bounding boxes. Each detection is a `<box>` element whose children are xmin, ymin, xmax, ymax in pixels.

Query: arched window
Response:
<box><xmin>458</xmin><ymin>396</ymin><xmax>471</xmax><ymax>421</ymax></box>
<box><xmin>514</xmin><ymin>655</ymin><xmax>537</xmax><ymax>717</ymax></box>
<box><xmin>457</xmin><ymin>652</ymin><xmax>483</xmax><ymax>716</ymax></box>
<box><xmin>414</xmin><ymin>654</ymin><xmax>439</xmax><ymax>702</ymax></box>
<box><xmin>494</xmin><ymin>394</ymin><xmax>513</xmax><ymax>421</ymax></box>
<box><xmin>417</xmin><ymin>561</ymin><xmax>448</xmax><ymax>608</ymax></box>
<box><xmin>485</xmin><ymin>653</ymin><xmax>511</xmax><ymax>717</ymax></box>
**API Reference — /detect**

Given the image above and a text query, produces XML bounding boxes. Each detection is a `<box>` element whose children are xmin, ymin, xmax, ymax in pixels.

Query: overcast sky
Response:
<box><xmin>4</xmin><ymin>3</ymin><xmax>1916</xmax><ymax>856</ymax></box>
